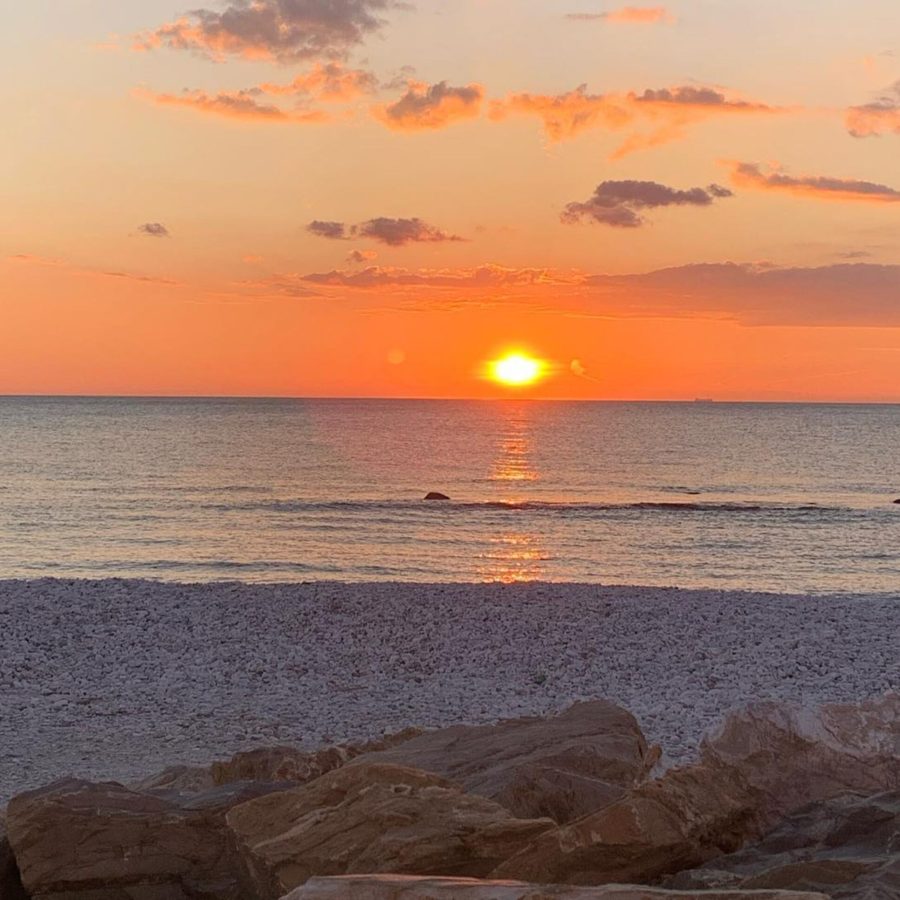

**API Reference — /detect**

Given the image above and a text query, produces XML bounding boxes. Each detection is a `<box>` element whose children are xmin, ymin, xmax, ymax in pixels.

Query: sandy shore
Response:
<box><xmin>0</xmin><ymin>579</ymin><xmax>896</xmax><ymax>801</ymax></box>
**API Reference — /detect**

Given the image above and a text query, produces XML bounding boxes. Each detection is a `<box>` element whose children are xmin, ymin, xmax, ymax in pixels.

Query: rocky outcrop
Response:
<box><xmin>424</xmin><ymin>492</ymin><xmax>450</xmax><ymax>500</ymax></box>
<box><xmin>493</xmin><ymin>694</ymin><xmax>899</xmax><ymax>886</ymax></box>
<box><xmin>225</xmin><ymin>763</ymin><xmax>555</xmax><ymax>900</ymax></box>
<box><xmin>5</xmin><ymin>778</ymin><xmax>287</xmax><ymax>899</ymax></box>
<box><xmin>282</xmin><ymin>874</ymin><xmax>830</xmax><ymax>899</ymax></box>
<box><xmin>671</xmin><ymin>790</ymin><xmax>900</xmax><ymax>899</ymax></box>
<box><xmin>350</xmin><ymin>701</ymin><xmax>659</xmax><ymax>824</ymax></box>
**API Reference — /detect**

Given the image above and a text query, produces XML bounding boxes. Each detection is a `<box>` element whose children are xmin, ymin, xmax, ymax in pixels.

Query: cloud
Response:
<box><xmin>561</xmin><ymin>180</ymin><xmax>733</xmax><ymax>227</ymax></box>
<box><xmin>347</xmin><ymin>249</ymin><xmax>378</xmax><ymax>264</ymax></box>
<box><xmin>566</xmin><ymin>6</ymin><xmax>674</xmax><ymax>24</ymax></box>
<box><xmin>7</xmin><ymin>253</ymin><xmax>179</xmax><ymax>286</ymax></box>
<box><xmin>258</xmin><ymin>62</ymin><xmax>377</xmax><ymax>101</ymax></box>
<box><xmin>490</xmin><ymin>83</ymin><xmax>778</xmax><ymax>155</ymax></box>
<box><xmin>584</xmin><ymin>262</ymin><xmax>900</xmax><ymax>326</ymax></box>
<box><xmin>306</xmin><ymin>217</ymin><xmax>465</xmax><ymax>246</ymax></box>
<box><xmin>374</xmin><ymin>81</ymin><xmax>484</xmax><ymax>131</ymax></box>
<box><xmin>135</xmin><ymin>0</ymin><xmax>398</xmax><ymax>63</ymax></box>
<box><xmin>846</xmin><ymin>82</ymin><xmax>900</xmax><ymax>137</ymax></box>
<box><xmin>307</xmin><ymin>220</ymin><xmax>349</xmax><ymax>240</ymax></box>
<box><xmin>728</xmin><ymin>162</ymin><xmax>900</xmax><ymax>203</ymax></box>
<box><xmin>138</xmin><ymin>222</ymin><xmax>171</xmax><ymax>237</ymax></box>
<box><xmin>137</xmin><ymin>87</ymin><xmax>330</xmax><ymax>123</ymax></box>
<box><xmin>288</xmin><ymin>260</ymin><xmax>900</xmax><ymax>326</ymax></box>
<box><xmin>302</xmin><ymin>264</ymin><xmax>580</xmax><ymax>288</ymax></box>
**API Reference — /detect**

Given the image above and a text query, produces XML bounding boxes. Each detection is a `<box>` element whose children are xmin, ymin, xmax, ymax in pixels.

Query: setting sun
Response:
<box><xmin>489</xmin><ymin>353</ymin><xmax>546</xmax><ymax>387</ymax></box>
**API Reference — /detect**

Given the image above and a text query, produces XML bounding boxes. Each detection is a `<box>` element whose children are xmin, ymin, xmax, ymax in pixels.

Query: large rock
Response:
<box><xmin>671</xmin><ymin>790</ymin><xmax>900</xmax><ymax>899</ymax></box>
<box><xmin>6</xmin><ymin>777</ymin><xmax>287</xmax><ymax>899</ymax></box>
<box><xmin>283</xmin><ymin>874</ymin><xmax>830</xmax><ymax>899</ymax></box>
<box><xmin>226</xmin><ymin>763</ymin><xmax>555</xmax><ymax>900</ymax></box>
<box><xmin>493</xmin><ymin>694</ymin><xmax>899</xmax><ymax>886</ymax></box>
<box><xmin>350</xmin><ymin>701</ymin><xmax>659</xmax><ymax>824</ymax></box>
<box><xmin>132</xmin><ymin>729</ymin><xmax>424</xmax><ymax>797</ymax></box>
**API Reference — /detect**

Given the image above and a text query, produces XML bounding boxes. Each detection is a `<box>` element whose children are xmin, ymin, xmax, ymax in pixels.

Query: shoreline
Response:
<box><xmin>0</xmin><ymin>579</ymin><xmax>896</xmax><ymax>802</ymax></box>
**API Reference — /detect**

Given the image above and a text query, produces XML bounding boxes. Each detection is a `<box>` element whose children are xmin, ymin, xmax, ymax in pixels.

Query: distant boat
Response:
<box><xmin>693</xmin><ymin>398</ymin><xmax>715</xmax><ymax>403</ymax></box>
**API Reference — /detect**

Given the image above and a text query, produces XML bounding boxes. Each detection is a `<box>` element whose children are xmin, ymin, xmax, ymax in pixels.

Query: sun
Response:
<box><xmin>489</xmin><ymin>352</ymin><xmax>546</xmax><ymax>387</ymax></box>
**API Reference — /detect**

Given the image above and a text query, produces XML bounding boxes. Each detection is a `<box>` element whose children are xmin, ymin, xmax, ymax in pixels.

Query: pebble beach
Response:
<box><xmin>0</xmin><ymin>578</ymin><xmax>897</xmax><ymax>801</ymax></box>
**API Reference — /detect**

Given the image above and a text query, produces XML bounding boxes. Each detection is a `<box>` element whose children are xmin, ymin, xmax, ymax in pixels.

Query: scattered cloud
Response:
<box><xmin>846</xmin><ymin>81</ymin><xmax>900</xmax><ymax>137</ymax></box>
<box><xmin>347</xmin><ymin>249</ymin><xmax>379</xmax><ymax>264</ymax></box>
<box><xmin>374</xmin><ymin>81</ymin><xmax>484</xmax><ymax>131</ymax></box>
<box><xmin>258</xmin><ymin>63</ymin><xmax>377</xmax><ymax>101</ymax></box>
<box><xmin>308</xmin><ymin>220</ymin><xmax>350</xmax><ymax>240</ymax></box>
<box><xmin>302</xmin><ymin>264</ymin><xmax>580</xmax><ymax>288</ymax></box>
<box><xmin>138</xmin><ymin>88</ymin><xmax>330</xmax><ymax>123</ymax></box>
<box><xmin>287</xmin><ymin>260</ymin><xmax>900</xmax><ymax>326</ymax></box>
<box><xmin>7</xmin><ymin>253</ymin><xmax>178</xmax><ymax>286</ymax></box>
<box><xmin>490</xmin><ymin>83</ymin><xmax>779</xmax><ymax>156</ymax></box>
<box><xmin>728</xmin><ymin>161</ymin><xmax>900</xmax><ymax>203</ymax></box>
<box><xmin>138</xmin><ymin>222</ymin><xmax>171</xmax><ymax>237</ymax></box>
<box><xmin>562</xmin><ymin>180</ymin><xmax>733</xmax><ymax>228</ymax></box>
<box><xmin>306</xmin><ymin>217</ymin><xmax>465</xmax><ymax>245</ymax></box>
<box><xmin>566</xmin><ymin>6</ymin><xmax>674</xmax><ymax>24</ymax></box>
<box><xmin>134</xmin><ymin>0</ymin><xmax>399</xmax><ymax>63</ymax></box>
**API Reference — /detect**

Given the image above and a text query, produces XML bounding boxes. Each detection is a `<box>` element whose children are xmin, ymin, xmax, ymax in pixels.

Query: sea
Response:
<box><xmin>0</xmin><ymin>397</ymin><xmax>898</xmax><ymax>593</ymax></box>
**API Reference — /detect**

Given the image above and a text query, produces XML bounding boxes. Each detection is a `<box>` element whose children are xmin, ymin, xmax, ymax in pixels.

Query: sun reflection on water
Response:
<box><xmin>479</xmin><ymin>403</ymin><xmax>549</xmax><ymax>581</ymax></box>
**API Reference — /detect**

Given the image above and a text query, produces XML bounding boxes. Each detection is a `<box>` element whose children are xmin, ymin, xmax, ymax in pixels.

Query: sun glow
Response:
<box><xmin>488</xmin><ymin>352</ymin><xmax>546</xmax><ymax>387</ymax></box>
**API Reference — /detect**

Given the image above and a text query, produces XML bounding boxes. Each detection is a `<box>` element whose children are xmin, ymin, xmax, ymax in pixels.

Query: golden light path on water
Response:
<box><xmin>477</xmin><ymin>402</ymin><xmax>549</xmax><ymax>583</ymax></box>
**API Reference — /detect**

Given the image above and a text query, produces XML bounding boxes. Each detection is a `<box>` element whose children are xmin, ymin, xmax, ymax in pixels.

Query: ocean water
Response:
<box><xmin>0</xmin><ymin>397</ymin><xmax>898</xmax><ymax>592</ymax></box>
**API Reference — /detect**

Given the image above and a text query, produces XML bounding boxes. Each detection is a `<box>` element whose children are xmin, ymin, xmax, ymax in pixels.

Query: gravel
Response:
<box><xmin>0</xmin><ymin>579</ymin><xmax>897</xmax><ymax>801</ymax></box>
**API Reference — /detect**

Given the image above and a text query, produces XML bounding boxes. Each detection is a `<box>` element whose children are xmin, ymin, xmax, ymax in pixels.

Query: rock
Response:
<box><xmin>282</xmin><ymin>874</ymin><xmax>830</xmax><ymax>899</ymax></box>
<box><xmin>0</xmin><ymin>822</ymin><xmax>27</xmax><ymax>900</ymax></box>
<box><xmin>424</xmin><ymin>492</ymin><xmax>450</xmax><ymax>500</ymax></box>
<box><xmin>493</xmin><ymin>694</ymin><xmax>899</xmax><ymax>886</ymax></box>
<box><xmin>133</xmin><ymin>729</ymin><xmax>424</xmax><ymax>795</ymax></box>
<box><xmin>670</xmin><ymin>790</ymin><xmax>900</xmax><ymax>899</ymax></box>
<box><xmin>6</xmin><ymin>777</ymin><xmax>288</xmax><ymax>899</ymax></box>
<box><xmin>130</xmin><ymin>763</ymin><xmax>216</xmax><ymax>794</ymax></box>
<box><xmin>351</xmin><ymin>701</ymin><xmax>659</xmax><ymax>824</ymax></box>
<box><xmin>893</xmin><ymin>498</ymin><xmax>900</xmax><ymax>504</ymax></box>
<box><xmin>225</xmin><ymin>763</ymin><xmax>555</xmax><ymax>900</ymax></box>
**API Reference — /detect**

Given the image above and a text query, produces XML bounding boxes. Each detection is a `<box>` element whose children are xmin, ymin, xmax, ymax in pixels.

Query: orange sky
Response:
<box><xmin>2</xmin><ymin>1</ymin><xmax>899</xmax><ymax>399</ymax></box>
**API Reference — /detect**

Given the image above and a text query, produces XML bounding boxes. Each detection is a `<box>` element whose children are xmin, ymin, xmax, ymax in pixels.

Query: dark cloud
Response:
<box><xmin>561</xmin><ymin>180</ymin><xmax>733</xmax><ymax>227</ymax></box>
<box><xmin>138</xmin><ymin>222</ymin><xmax>170</xmax><ymax>237</ymax></box>
<box><xmin>634</xmin><ymin>86</ymin><xmax>771</xmax><ymax>111</ymax></box>
<box><xmin>136</xmin><ymin>0</ymin><xmax>398</xmax><ymax>63</ymax></box>
<box><xmin>306</xmin><ymin>217</ymin><xmax>464</xmax><ymax>246</ymax></box>
<box><xmin>374</xmin><ymin>81</ymin><xmax>484</xmax><ymax>130</ymax></box>
<box><xmin>307</xmin><ymin>220</ymin><xmax>349</xmax><ymax>240</ymax></box>
<box><xmin>729</xmin><ymin>162</ymin><xmax>900</xmax><ymax>203</ymax></box>
<box><xmin>846</xmin><ymin>81</ymin><xmax>900</xmax><ymax>137</ymax></box>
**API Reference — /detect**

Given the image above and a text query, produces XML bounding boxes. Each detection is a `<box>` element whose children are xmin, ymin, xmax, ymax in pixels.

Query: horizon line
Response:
<box><xmin>2</xmin><ymin>393</ymin><xmax>899</xmax><ymax>405</ymax></box>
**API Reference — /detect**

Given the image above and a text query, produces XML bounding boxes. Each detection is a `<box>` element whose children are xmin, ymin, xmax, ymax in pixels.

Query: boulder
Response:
<box><xmin>6</xmin><ymin>777</ymin><xmax>288</xmax><ymax>900</ymax></box>
<box><xmin>282</xmin><ymin>874</ymin><xmax>830</xmax><ymax>899</ymax></box>
<box><xmin>670</xmin><ymin>790</ymin><xmax>900</xmax><ymax>899</ymax></box>
<box><xmin>225</xmin><ymin>763</ymin><xmax>555</xmax><ymax>900</ymax></box>
<box><xmin>493</xmin><ymin>694</ymin><xmax>899</xmax><ymax>886</ymax></box>
<box><xmin>350</xmin><ymin>701</ymin><xmax>658</xmax><ymax>824</ymax></box>
<box><xmin>424</xmin><ymin>492</ymin><xmax>450</xmax><ymax>501</ymax></box>
<box><xmin>133</xmin><ymin>729</ymin><xmax>424</xmax><ymax>796</ymax></box>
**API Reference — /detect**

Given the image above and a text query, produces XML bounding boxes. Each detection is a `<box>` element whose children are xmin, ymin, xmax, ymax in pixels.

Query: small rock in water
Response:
<box><xmin>424</xmin><ymin>492</ymin><xmax>450</xmax><ymax>501</ymax></box>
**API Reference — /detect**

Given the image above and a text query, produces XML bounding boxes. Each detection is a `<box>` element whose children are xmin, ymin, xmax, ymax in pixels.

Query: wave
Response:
<box><xmin>198</xmin><ymin>497</ymin><xmax>875</xmax><ymax>517</ymax></box>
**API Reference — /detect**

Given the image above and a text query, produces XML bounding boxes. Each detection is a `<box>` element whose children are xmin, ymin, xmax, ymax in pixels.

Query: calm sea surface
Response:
<box><xmin>0</xmin><ymin>398</ymin><xmax>898</xmax><ymax>592</ymax></box>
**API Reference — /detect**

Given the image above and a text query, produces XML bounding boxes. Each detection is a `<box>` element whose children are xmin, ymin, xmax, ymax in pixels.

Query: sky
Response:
<box><xmin>2</xmin><ymin>0</ymin><xmax>899</xmax><ymax>400</ymax></box>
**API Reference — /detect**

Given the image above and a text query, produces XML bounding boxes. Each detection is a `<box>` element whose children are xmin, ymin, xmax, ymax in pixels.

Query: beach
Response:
<box><xmin>1</xmin><ymin>578</ymin><xmax>896</xmax><ymax>802</ymax></box>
